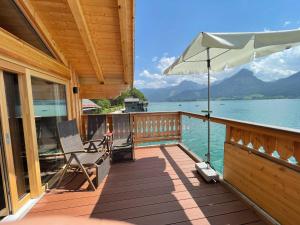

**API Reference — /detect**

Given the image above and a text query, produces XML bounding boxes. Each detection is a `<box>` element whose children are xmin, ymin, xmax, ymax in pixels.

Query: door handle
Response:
<box><xmin>5</xmin><ymin>133</ymin><xmax>10</xmax><ymax>145</ymax></box>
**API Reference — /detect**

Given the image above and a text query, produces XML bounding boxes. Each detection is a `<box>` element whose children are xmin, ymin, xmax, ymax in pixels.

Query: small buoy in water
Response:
<box><xmin>178</xmin><ymin>104</ymin><xmax>182</xmax><ymax>106</ymax></box>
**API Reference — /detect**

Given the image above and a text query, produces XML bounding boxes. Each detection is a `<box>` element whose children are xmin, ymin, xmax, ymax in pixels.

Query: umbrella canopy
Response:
<box><xmin>164</xmin><ymin>29</ymin><xmax>300</xmax><ymax>75</ymax></box>
<box><xmin>163</xmin><ymin>29</ymin><xmax>300</xmax><ymax>167</ymax></box>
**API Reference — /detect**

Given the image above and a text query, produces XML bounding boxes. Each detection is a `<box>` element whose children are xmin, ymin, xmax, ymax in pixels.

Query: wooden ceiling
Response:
<box><xmin>15</xmin><ymin>0</ymin><xmax>134</xmax><ymax>99</ymax></box>
<box><xmin>0</xmin><ymin>0</ymin><xmax>53</xmax><ymax>57</ymax></box>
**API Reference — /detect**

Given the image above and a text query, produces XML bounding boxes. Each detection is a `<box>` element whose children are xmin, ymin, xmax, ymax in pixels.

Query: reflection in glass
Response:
<box><xmin>31</xmin><ymin>77</ymin><xmax>68</xmax><ymax>184</ymax></box>
<box><xmin>4</xmin><ymin>72</ymin><xmax>29</xmax><ymax>199</ymax></box>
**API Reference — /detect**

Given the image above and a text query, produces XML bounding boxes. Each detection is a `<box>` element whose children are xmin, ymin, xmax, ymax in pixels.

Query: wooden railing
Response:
<box><xmin>82</xmin><ymin>111</ymin><xmax>300</xmax><ymax>165</ymax></box>
<box><xmin>181</xmin><ymin>111</ymin><xmax>300</xmax><ymax>165</ymax></box>
<box><xmin>81</xmin><ymin>111</ymin><xmax>300</xmax><ymax>224</ymax></box>
<box><xmin>81</xmin><ymin>112</ymin><xmax>181</xmax><ymax>144</ymax></box>
<box><xmin>225</xmin><ymin>121</ymin><xmax>300</xmax><ymax>164</ymax></box>
<box><xmin>131</xmin><ymin>112</ymin><xmax>181</xmax><ymax>143</ymax></box>
<box><xmin>180</xmin><ymin>111</ymin><xmax>300</xmax><ymax>225</ymax></box>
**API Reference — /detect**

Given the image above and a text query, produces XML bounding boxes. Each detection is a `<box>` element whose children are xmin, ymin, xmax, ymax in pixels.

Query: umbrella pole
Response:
<box><xmin>195</xmin><ymin>48</ymin><xmax>218</xmax><ymax>182</ymax></box>
<box><xmin>206</xmin><ymin>48</ymin><xmax>211</xmax><ymax>165</ymax></box>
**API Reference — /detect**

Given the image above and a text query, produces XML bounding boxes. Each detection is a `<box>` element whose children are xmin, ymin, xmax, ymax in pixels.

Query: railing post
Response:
<box><xmin>179</xmin><ymin>111</ymin><xmax>183</xmax><ymax>144</ymax></box>
<box><xmin>225</xmin><ymin>125</ymin><xmax>231</xmax><ymax>143</ymax></box>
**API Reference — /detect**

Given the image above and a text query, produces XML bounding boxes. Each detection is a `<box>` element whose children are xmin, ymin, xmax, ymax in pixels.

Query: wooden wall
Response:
<box><xmin>224</xmin><ymin>143</ymin><xmax>300</xmax><ymax>225</ymax></box>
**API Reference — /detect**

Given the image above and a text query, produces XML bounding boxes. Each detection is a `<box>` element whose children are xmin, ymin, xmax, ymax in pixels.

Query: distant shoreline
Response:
<box><xmin>147</xmin><ymin>97</ymin><xmax>300</xmax><ymax>103</ymax></box>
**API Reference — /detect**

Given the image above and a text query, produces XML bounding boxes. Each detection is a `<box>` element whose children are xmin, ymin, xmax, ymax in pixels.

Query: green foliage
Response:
<box><xmin>91</xmin><ymin>88</ymin><xmax>147</xmax><ymax>113</ymax></box>
<box><xmin>93</xmin><ymin>99</ymin><xmax>111</xmax><ymax>109</ymax></box>
<box><xmin>112</xmin><ymin>88</ymin><xmax>147</xmax><ymax>106</ymax></box>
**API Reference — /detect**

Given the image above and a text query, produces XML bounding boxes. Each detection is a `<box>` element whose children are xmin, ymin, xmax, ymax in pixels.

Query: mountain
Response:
<box><xmin>169</xmin><ymin>69</ymin><xmax>300</xmax><ymax>101</ymax></box>
<box><xmin>141</xmin><ymin>80</ymin><xmax>206</xmax><ymax>102</ymax></box>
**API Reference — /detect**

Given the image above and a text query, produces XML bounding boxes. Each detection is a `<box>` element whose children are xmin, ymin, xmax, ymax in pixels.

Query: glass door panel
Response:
<box><xmin>3</xmin><ymin>72</ymin><xmax>29</xmax><ymax>199</ymax></box>
<box><xmin>31</xmin><ymin>77</ymin><xmax>68</xmax><ymax>184</ymax></box>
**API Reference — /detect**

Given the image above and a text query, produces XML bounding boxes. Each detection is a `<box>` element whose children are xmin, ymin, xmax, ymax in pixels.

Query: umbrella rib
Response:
<box><xmin>210</xmin><ymin>49</ymin><xmax>231</xmax><ymax>61</ymax></box>
<box><xmin>183</xmin><ymin>49</ymin><xmax>231</xmax><ymax>63</ymax></box>
<box><xmin>183</xmin><ymin>48</ymin><xmax>208</xmax><ymax>62</ymax></box>
<box><xmin>171</xmin><ymin>48</ymin><xmax>231</xmax><ymax>69</ymax></box>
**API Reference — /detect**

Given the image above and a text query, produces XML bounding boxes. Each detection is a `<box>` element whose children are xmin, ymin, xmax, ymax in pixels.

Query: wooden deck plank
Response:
<box><xmin>30</xmin><ymin>189</ymin><xmax>232</xmax><ymax>214</ymax></box>
<box><xmin>126</xmin><ymin>202</ymin><xmax>249</xmax><ymax>225</ymax></box>
<box><xmin>172</xmin><ymin>210</ymin><xmax>262</xmax><ymax>225</ymax></box>
<box><xmin>28</xmin><ymin>193</ymin><xmax>239</xmax><ymax>218</ymax></box>
<box><xmin>26</xmin><ymin>145</ymin><xmax>266</xmax><ymax>225</ymax></box>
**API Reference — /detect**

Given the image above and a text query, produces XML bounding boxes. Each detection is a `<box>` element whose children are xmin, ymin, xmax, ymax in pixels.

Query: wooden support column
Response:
<box><xmin>118</xmin><ymin>0</ymin><xmax>131</xmax><ymax>85</ymax></box>
<box><xmin>18</xmin><ymin>69</ymin><xmax>42</xmax><ymax>198</ymax></box>
<box><xmin>69</xmin><ymin>68</ymin><xmax>82</xmax><ymax>130</ymax></box>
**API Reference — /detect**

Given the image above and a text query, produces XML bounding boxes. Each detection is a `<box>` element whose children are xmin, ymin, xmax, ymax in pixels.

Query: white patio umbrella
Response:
<box><xmin>164</xmin><ymin>29</ymin><xmax>300</xmax><ymax>166</ymax></box>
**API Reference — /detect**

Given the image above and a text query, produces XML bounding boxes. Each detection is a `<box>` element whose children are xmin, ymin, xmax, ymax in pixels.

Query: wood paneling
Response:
<box><xmin>14</xmin><ymin>0</ymin><xmax>69</xmax><ymax>65</ymax></box>
<box><xmin>80</xmin><ymin>83</ymin><xmax>128</xmax><ymax>99</ymax></box>
<box><xmin>0</xmin><ymin>0</ymin><xmax>53</xmax><ymax>57</ymax></box>
<box><xmin>67</xmin><ymin>0</ymin><xmax>104</xmax><ymax>83</ymax></box>
<box><xmin>28</xmin><ymin>0</ymin><xmax>95</xmax><ymax>76</ymax></box>
<box><xmin>0</xmin><ymin>28</ymin><xmax>69</xmax><ymax>78</ymax></box>
<box><xmin>224</xmin><ymin>143</ymin><xmax>300</xmax><ymax>225</ymax></box>
<box><xmin>24</xmin><ymin>0</ymin><xmax>135</xmax><ymax>94</ymax></box>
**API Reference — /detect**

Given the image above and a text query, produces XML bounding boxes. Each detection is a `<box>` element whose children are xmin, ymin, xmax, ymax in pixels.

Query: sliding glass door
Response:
<box><xmin>31</xmin><ymin>77</ymin><xmax>68</xmax><ymax>185</ymax></box>
<box><xmin>3</xmin><ymin>72</ymin><xmax>30</xmax><ymax>199</ymax></box>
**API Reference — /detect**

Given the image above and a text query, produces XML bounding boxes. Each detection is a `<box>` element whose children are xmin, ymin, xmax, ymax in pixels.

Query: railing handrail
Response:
<box><xmin>180</xmin><ymin>111</ymin><xmax>300</xmax><ymax>141</ymax></box>
<box><xmin>83</xmin><ymin>111</ymin><xmax>300</xmax><ymax>136</ymax></box>
<box><xmin>81</xmin><ymin>110</ymin><xmax>300</xmax><ymax>165</ymax></box>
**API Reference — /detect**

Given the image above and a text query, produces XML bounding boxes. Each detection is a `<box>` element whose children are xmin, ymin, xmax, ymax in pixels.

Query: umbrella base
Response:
<box><xmin>195</xmin><ymin>162</ymin><xmax>219</xmax><ymax>182</ymax></box>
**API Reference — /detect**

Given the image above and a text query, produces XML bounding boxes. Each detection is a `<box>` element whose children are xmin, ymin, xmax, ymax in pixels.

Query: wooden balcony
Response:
<box><xmin>28</xmin><ymin>111</ymin><xmax>300</xmax><ymax>224</ymax></box>
<box><xmin>26</xmin><ymin>145</ymin><xmax>266</xmax><ymax>225</ymax></box>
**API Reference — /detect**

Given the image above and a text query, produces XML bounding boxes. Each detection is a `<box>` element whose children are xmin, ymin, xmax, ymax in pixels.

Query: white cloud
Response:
<box><xmin>283</xmin><ymin>21</ymin><xmax>291</xmax><ymax>27</ymax></box>
<box><xmin>136</xmin><ymin>59</ymin><xmax>212</xmax><ymax>89</ymax></box>
<box><xmin>248</xmin><ymin>46</ymin><xmax>300</xmax><ymax>81</ymax></box>
<box><xmin>156</xmin><ymin>56</ymin><xmax>176</xmax><ymax>72</ymax></box>
<box><xmin>135</xmin><ymin>46</ymin><xmax>300</xmax><ymax>89</ymax></box>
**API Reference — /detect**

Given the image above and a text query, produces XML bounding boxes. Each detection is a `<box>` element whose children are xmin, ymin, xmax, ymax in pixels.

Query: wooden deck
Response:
<box><xmin>26</xmin><ymin>145</ymin><xmax>266</xmax><ymax>225</ymax></box>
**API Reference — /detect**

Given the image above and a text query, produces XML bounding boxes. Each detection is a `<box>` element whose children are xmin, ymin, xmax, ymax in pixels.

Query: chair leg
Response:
<box><xmin>73</xmin><ymin>155</ymin><xmax>96</xmax><ymax>191</ymax></box>
<box><xmin>56</xmin><ymin>154</ymin><xmax>74</xmax><ymax>189</ymax></box>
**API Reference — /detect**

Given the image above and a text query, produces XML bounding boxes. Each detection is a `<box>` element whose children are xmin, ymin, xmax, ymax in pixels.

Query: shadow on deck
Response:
<box><xmin>26</xmin><ymin>145</ymin><xmax>266</xmax><ymax>225</ymax></box>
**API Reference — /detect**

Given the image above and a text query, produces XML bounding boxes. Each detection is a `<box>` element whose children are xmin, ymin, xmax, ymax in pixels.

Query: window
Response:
<box><xmin>31</xmin><ymin>77</ymin><xmax>68</xmax><ymax>185</ymax></box>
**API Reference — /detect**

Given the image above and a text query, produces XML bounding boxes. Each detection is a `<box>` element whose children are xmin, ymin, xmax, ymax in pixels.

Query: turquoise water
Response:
<box><xmin>148</xmin><ymin>99</ymin><xmax>300</xmax><ymax>173</ymax></box>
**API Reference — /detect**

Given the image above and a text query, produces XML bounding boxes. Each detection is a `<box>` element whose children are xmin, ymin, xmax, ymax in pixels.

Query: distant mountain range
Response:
<box><xmin>141</xmin><ymin>80</ymin><xmax>206</xmax><ymax>102</ymax></box>
<box><xmin>141</xmin><ymin>69</ymin><xmax>300</xmax><ymax>102</ymax></box>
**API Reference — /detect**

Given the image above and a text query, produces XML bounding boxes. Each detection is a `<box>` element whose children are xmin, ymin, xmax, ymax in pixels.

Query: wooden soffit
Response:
<box><xmin>0</xmin><ymin>28</ymin><xmax>69</xmax><ymax>78</ymax></box>
<box><xmin>14</xmin><ymin>0</ymin><xmax>135</xmax><ymax>98</ymax></box>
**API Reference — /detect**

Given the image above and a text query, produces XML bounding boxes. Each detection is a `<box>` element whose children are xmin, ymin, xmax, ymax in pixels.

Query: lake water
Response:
<box><xmin>147</xmin><ymin>99</ymin><xmax>300</xmax><ymax>173</ymax></box>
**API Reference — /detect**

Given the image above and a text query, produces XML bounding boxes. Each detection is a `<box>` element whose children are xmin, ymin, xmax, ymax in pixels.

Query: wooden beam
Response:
<box><xmin>0</xmin><ymin>28</ymin><xmax>70</xmax><ymax>78</ymax></box>
<box><xmin>14</xmin><ymin>0</ymin><xmax>69</xmax><ymax>66</ymax></box>
<box><xmin>80</xmin><ymin>83</ymin><xmax>129</xmax><ymax>99</ymax></box>
<box><xmin>18</xmin><ymin>70</ymin><xmax>42</xmax><ymax>198</ymax></box>
<box><xmin>118</xmin><ymin>0</ymin><xmax>131</xmax><ymax>85</ymax></box>
<box><xmin>67</xmin><ymin>0</ymin><xmax>105</xmax><ymax>83</ymax></box>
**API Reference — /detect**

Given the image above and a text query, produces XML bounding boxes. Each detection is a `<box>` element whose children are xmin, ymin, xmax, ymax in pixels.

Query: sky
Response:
<box><xmin>134</xmin><ymin>0</ymin><xmax>300</xmax><ymax>89</ymax></box>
